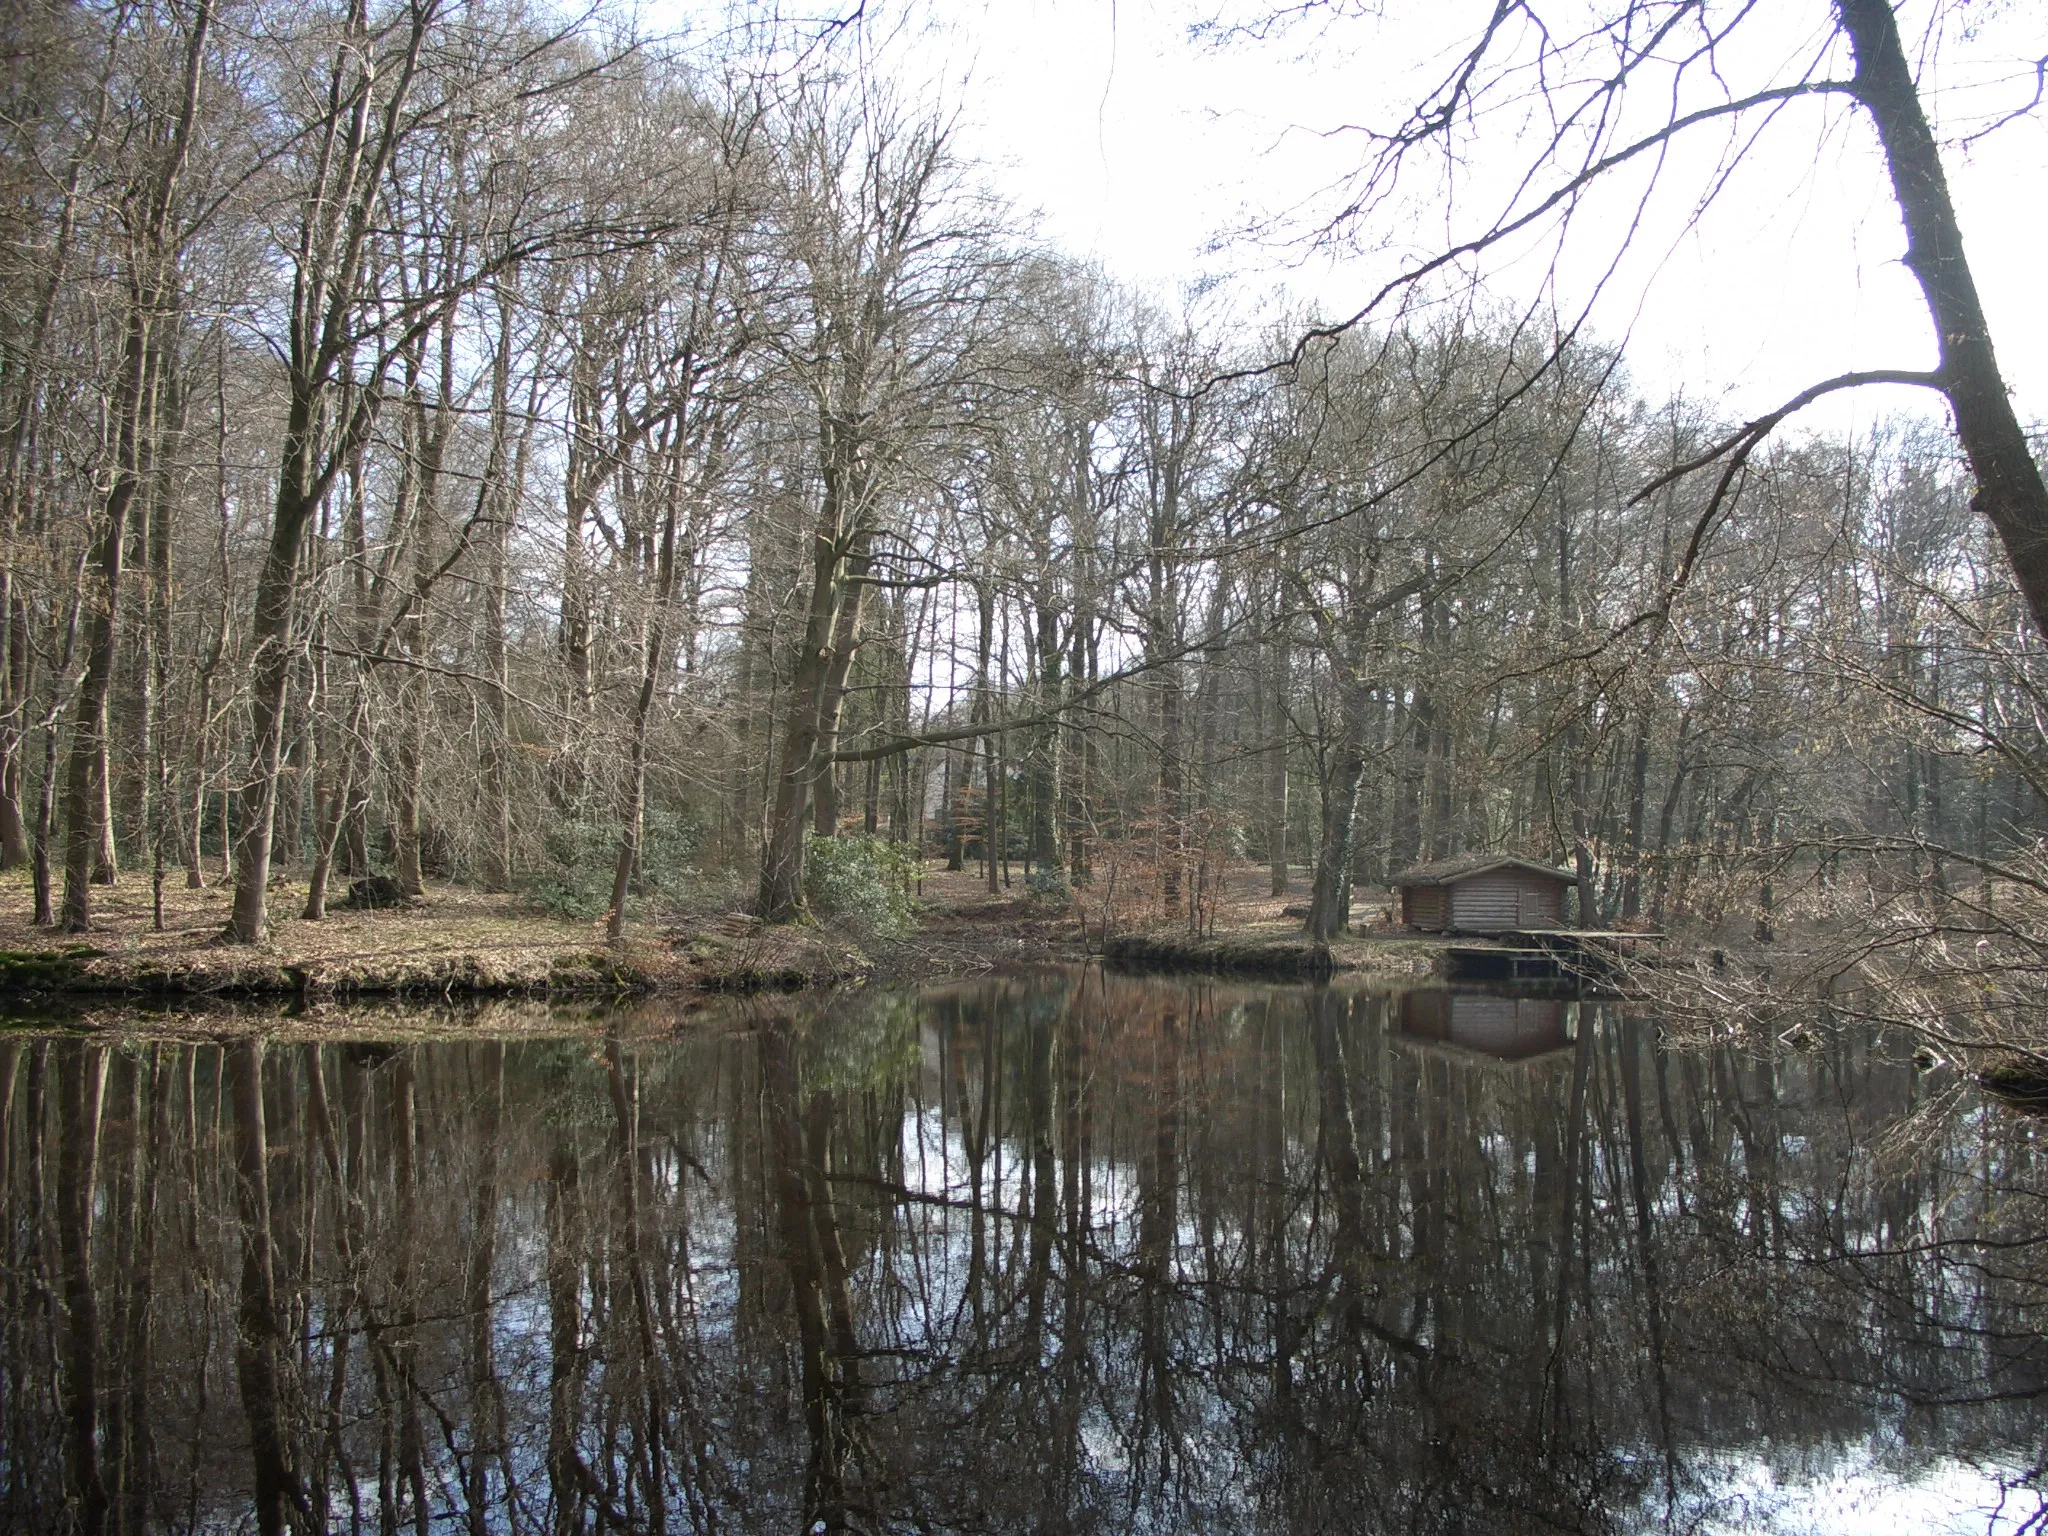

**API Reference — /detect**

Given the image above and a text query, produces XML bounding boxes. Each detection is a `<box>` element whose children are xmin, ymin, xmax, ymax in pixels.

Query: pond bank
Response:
<box><xmin>1101</xmin><ymin>921</ymin><xmax>1449</xmax><ymax>982</ymax></box>
<box><xmin>0</xmin><ymin>868</ymin><xmax>1040</xmax><ymax>1004</ymax></box>
<box><xmin>0</xmin><ymin>867</ymin><xmax>1594</xmax><ymax>1004</ymax></box>
<box><xmin>0</xmin><ymin>873</ymin><xmax>825</xmax><ymax>1003</ymax></box>
<box><xmin>0</xmin><ymin>886</ymin><xmax>679</xmax><ymax>1001</ymax></box>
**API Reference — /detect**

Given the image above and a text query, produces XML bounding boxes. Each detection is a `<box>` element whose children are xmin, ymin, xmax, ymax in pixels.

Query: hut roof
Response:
<box><xmin>1389</xmin><ymin>852</ymin><xmax>1579</xmax><ymax>887</ymax></box>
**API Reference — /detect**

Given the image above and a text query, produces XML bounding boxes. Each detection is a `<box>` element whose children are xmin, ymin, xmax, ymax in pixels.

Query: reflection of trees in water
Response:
<box><xmin>0</xmin><ymin>977</ymin><xmax>2043</xmax><ymax>1533</ymax></box>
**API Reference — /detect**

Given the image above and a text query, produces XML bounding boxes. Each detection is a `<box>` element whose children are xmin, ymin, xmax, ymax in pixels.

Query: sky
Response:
<box><xmin>879</xmin><ymin>0</ymin><xmax>2048</xmax><ymax>437</ymax></box>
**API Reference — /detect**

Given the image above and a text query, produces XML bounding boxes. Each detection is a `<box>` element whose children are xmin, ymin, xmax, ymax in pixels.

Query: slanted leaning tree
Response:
<box><xmin>1242</xmin><ymin>0</ymin><xmax>2048</xmax><ymax>634</ymax></box>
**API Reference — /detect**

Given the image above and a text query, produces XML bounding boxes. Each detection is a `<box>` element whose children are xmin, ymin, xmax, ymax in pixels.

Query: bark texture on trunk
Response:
<box><xmin>229</xmin><ymin>410</ymin><xmax>322</xmax><ymax>942</ymax></box>
<box><xmin>64</xmin><ymin>2</ymin><xmax>211</xmax><ymax>930</ymax></box>
<box><xmin>1266</xmin><ymin>631</ymin><xmax>1290</xmax><ymax>896</ymax></box>
<box><xmin>61</xmin><ymin>292</ymin><xmax>153</xmax><ymax>928</ymax></box>
<box><xmin>1306</xmin><ymin>733</ymin><xmax>1366</xmax><ymax>942</ymax></box>
<box><xmin>757</xmin><ymin>517</ymin><xmax>866</xmax><ymax>922</ymax></box>
<box><xmin>1837</xmin><ymin>0</ymin><xmax>2048</xmax><ymax>635</ymax></box>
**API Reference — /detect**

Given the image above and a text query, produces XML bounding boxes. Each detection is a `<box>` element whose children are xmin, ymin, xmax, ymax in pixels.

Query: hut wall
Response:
<box><xmin>1513</xmin><ymin>876</ymin><xmax>1564</xmax><ymax>928</ymax></box>
<box><xmin>1403</xmin><ymin>886</ymin><xmax>1449</xmax><ymax>931</ymax></box>
<box><xmin>1446</xmin><ymin>871</ymin><xmax>1568</xmax><ymax>931</ymax></box>
<box><xmin>1448</xmin><ymin>873</ymin><xmax>1523</xmax><ymax>932</ymax></box>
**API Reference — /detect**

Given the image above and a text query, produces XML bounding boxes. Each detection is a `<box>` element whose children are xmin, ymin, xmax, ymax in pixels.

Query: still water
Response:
<box><xmin>2</xmin><ymin>969</ymin><xmax>2043</xmax><ymax>1534</ymax></box>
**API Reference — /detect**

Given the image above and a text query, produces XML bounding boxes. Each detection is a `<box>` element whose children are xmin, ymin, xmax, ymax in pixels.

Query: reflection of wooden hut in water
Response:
<box><xmin>1391</xmin><ymin>853</ymin><xmax>1578</xmax><ymax>934</ymax></box>
<box><xmin>1398</xmin><ymin>991</ymin><xmax>1574</xmax><ymax>1061</ymax></box>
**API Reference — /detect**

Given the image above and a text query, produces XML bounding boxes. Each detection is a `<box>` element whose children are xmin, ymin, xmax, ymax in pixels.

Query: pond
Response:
<box><xmin>2</xmin><ymin>969</ymin><xmax>2043</xmax><ymax>1534</ymax></box>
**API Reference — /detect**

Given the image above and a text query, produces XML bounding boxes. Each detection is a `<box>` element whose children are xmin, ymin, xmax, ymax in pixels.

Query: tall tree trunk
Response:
<box><xmin>0</xmin><ymin>589</ymin><xmax>28</xmax><ymax>869</ymax></box>
<box><xmin>1028</xmin><ymin>588</ymin><xmax>1062</xmax><ymax>871</ymax></box>
<box><xmin>1556</xmin><ymin>496</ymin><xmax>1600</xmax><ymax>925</ymax></box>
<box><xmin>391</xmin><ymin>330</ymin><xmax>448</xmax><ymax>900</ymax></box>
<box><xmin>559</xmin><ymin>359</ymin><xmax>603</xmax><ymax>720</ymax></box>
<box><xmin>1619</xmin><ymin>707</ymin><xmax>1652</xmax><ymax>923</ymax></box>
<box><xmin>1065</xmin><ymin>591</ymin><xmax>1097</xmax><ymax>885</ymax></box>
<box><xmin>1266</xmin><ymin>628</ymin><xmax>1290</xmax><ymax>896</ymax></box>
<box><xmin>229</xmin><ymin>392</ymin><xmax>325</xmax><ymax>942</ymax></box>
<box><xmin>943</xmin><ymin>745</ymin><xmax>965</xmax><ymax>872</ymax></box>
<box><xmin>809</xmin><ymin>531</ymin><xmax>874</xmax><ymax>839</ymax></box>
<box><xmin>145</xmin><ymin>349</ymin><xmax>184</xmax><ymax>920</ymax></box>
<box><xmin>608</xmin><ymin>464</ymin><xmax>690</xmax><ymax>943</ymax></box>
<box><xmin>185</xmin><ymin>352</ymin><xmax>234</xmax><ymax>889</ymax></box>
<box><xmin>0</xmin><ymin>113</ymin><xmax>93</xmax><ymax>874</ymax></box>
<box><xmin>63</xmin><ymin>0</ymin><xmax>211</xmax><ymax>926</ymax></box>
<box><xmin>303</xmin><ymin>689</ymin><xmax>368</xmax><ymax>922</ymax></box>
<box><xmin>1306</xmin><ymin>681</ymin><xmax>1369</xmax><ymax>942</ymax></box>
<box><xmin>225</xmin><ymin>0</ymin><xmax>429</xmax><ymax>942</ymax></box>
<box><xmin>1156</xmin><ymin>654</ymin><xmax>1183</xmax><ymax>910</ymax></box>
<box><xmin>1303</xmin><ymin>574</ymin><xmax>1420</xmax><ymax>939</ymax></box>
<box><xmin>61</xmin><ymin>299</ymin><xmax>153</xmax><ymax>930</ymax></box>
<box><xmin>478</xmin><ymin>289</ymin><xmax>528</xmax><ymax>893</ymax></box>
<box><xmin>758</xmin><ymin>503</ymin><xmax>870</xmax><ymax>921</ymax></box>
<box><xmin>1838</xmin><ymin>0</ymin><xmax>2048</xmax><ymax>636</ymax></box>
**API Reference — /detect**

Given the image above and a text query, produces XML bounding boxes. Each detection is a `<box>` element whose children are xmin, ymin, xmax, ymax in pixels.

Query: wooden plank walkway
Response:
<box><xmin>1442</xmin><ymin>928</ymin><xmax>1663</xmax><ymax>984</ymax></box>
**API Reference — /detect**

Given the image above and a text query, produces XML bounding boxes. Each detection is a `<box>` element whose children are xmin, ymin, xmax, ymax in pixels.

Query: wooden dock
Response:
<box><xmin>1441</xmin><ymin>929</ymin><xmax>1662</xmax><ymax>985</ymax></box>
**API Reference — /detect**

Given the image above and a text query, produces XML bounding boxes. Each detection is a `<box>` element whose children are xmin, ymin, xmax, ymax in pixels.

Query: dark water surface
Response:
<box><xmin>3</xmin><ymin>970</ymin><xmax>2044</xmax><ymax>1534</ymax></box>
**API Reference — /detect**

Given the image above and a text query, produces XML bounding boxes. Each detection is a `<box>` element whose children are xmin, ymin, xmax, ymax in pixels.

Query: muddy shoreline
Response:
<box><xmin>0</xmin><ymin>866</ymin><xmax>1605</xmax><ymax>1011</ymax></box>
<box><xmin>0</xmin><ymin>918</ymin><xmax>1457</xmax><ymax>1007</ymax></box>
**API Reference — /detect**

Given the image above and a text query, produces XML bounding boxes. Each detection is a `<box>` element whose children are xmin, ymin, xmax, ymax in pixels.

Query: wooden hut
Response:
<box><xmin>1391</xmin><ymin>853</ymin><xmax>1578</xmax><ymax>934</ymax></box>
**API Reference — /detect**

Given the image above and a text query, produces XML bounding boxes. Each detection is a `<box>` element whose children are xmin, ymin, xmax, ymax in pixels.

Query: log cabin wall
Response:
<box><xmin>1403</xmin><ymin>886</ymin><xmax>1449</xmax><ymax>930</ymax></box>
<box><xmin>1512</xmin><ymin>874</ymin><xmax>1564</xmax><ymax>928</ymax></box>
<box><xmin>1446</xmin><ymin>871</ymin><xmax>1566</xmax><ymax>932</ymax></box>
<box><xmin>1399</xmin><ymin>866</ymin><xmax>1569</xmax><ymax>932</ymax></box>
<box><xmin>1448</xmin><ymin>872</ymin><xmax>1523</xmax><ymax>931</ymax></box>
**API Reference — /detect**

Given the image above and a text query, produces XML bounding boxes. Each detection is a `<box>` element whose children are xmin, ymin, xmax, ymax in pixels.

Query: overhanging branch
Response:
<box><xmin>831</xmin><ymin>626</ymin><xmax>1242</xmax><ymax>764</ymax></box>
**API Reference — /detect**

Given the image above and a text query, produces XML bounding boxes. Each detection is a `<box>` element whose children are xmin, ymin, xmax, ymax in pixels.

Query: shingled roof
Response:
<box><xmin>1389</xmin><ymin>852</ymin><xmax>1579</xmax><ymax>887</ymax></box>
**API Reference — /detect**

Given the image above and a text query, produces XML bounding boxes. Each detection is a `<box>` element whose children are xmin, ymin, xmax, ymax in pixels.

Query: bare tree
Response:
<box><xmin>754</xmin><ymin>85</ymin><xmax>999</xmax><ymax>921</ymax></box>
<box><xmin>58</xmin><ymin>0</ymin><xmax>211</xmax><ymax>931</ymax></box>
<box><xmin>1236</xmin><ymin>0</ymin><xmax>2048</xmax><ymax>633</ymax></box>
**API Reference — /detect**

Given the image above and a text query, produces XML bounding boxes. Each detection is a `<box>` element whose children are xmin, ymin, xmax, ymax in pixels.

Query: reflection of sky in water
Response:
<box><xmin>3</xmin><ymin>976</ymin><xmax>2044</xmax><ymax>1533</ymax></box>
<box><xmin>865</xmin><ymin>985</ymin><xmax>2044</xmax><ymax>1530</ymax></box>
<box><xmin>1684</xmin><ymin>1452</ymin><xmax>2040</xmax><ymax>1535</ymax></box>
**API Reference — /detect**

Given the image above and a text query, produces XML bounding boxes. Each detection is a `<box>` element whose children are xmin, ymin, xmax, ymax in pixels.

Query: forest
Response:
<box><xmin>3</xmin><ymin>0</ymin><xmax>2045</xmax><ymax>1045</ymax></box>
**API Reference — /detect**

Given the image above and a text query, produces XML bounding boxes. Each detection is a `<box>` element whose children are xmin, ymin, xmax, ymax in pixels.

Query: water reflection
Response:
<box><xmin>1396</xmin><ymin>987</ymin><xmax>1575</xmax><ymax>1059</ymax></box>
<box><xmin>1</xmin><ymin>973</ymin><xmax>2043</xmax><ymax>1534</ymax></box>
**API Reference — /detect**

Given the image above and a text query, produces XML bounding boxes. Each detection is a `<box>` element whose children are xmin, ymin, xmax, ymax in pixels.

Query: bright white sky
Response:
<box><xmin>875</xmin><ymin>0</ymin><xmax>2048</xmax><ymax>436</ymax></box>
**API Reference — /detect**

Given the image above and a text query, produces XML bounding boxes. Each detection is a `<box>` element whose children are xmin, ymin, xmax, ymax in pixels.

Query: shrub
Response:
<box><xmin>527</xmin><ymin>809</ymin><xmax>700</xmax><ymax>920</ymax></box>
<box><xmin>1025</xmin><ymin>865</ymin><xmax>1070</xmax><ymax>904</ymax></box>
<box><xmin>803</xmin><ymin>832</ymin><xmax>919</xmax><ymax>936</ymax></box>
